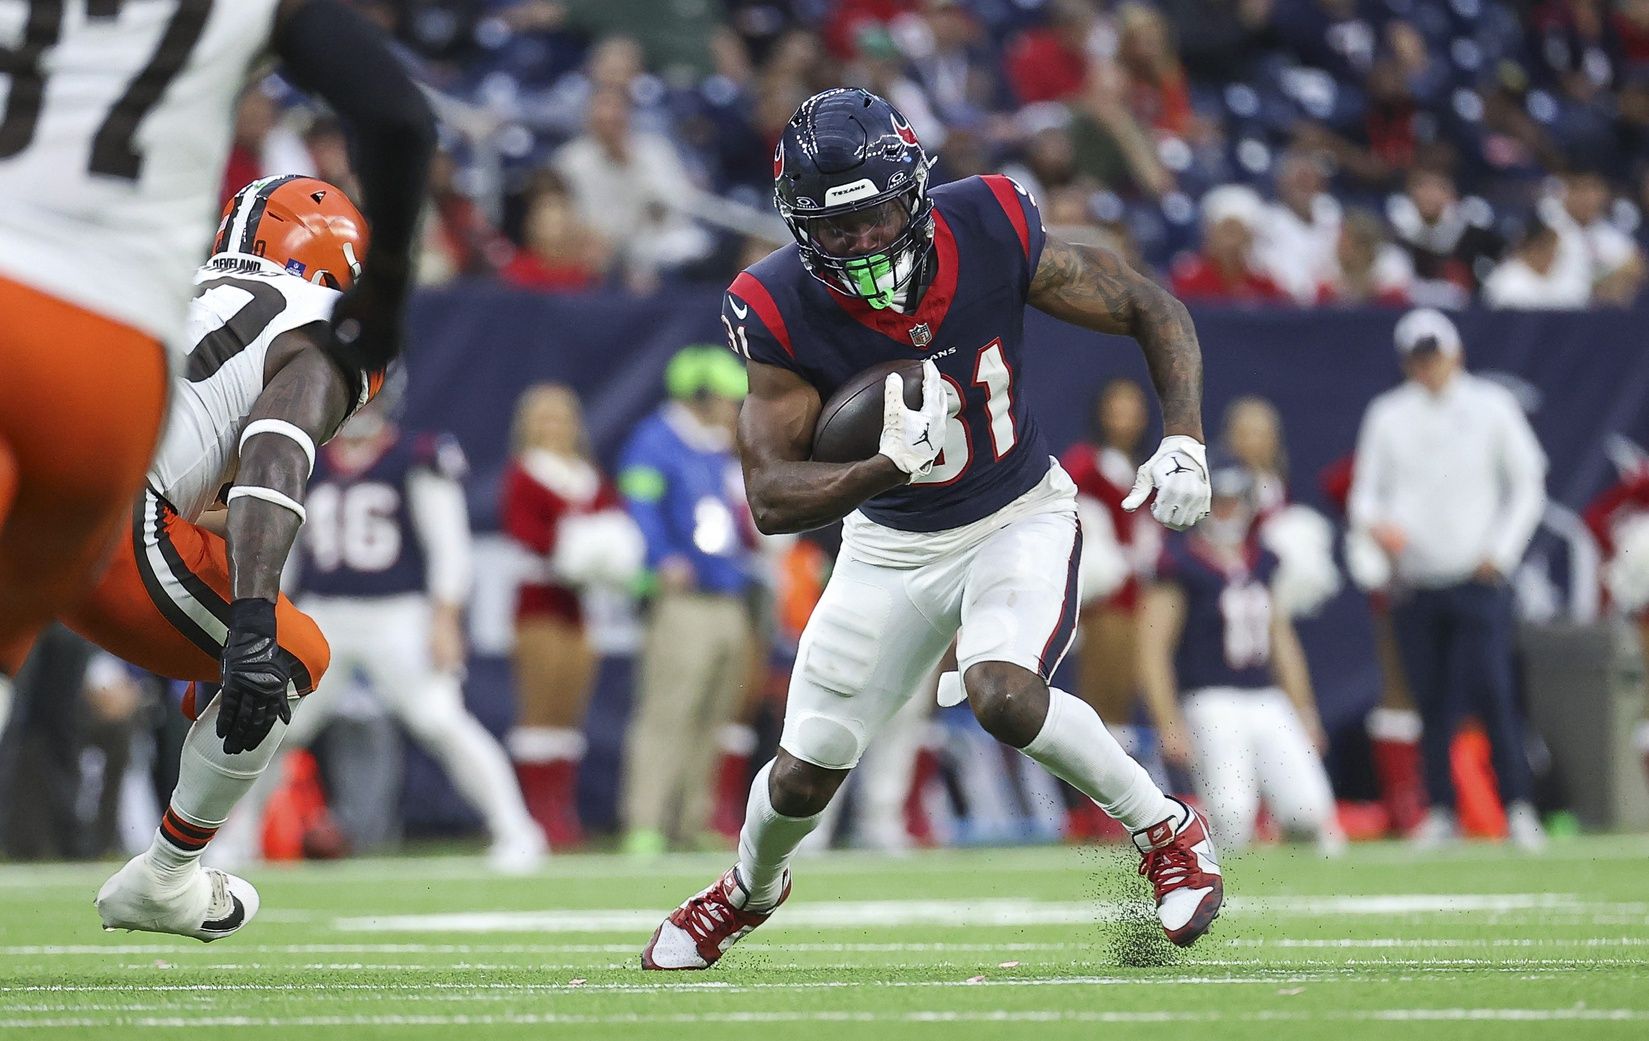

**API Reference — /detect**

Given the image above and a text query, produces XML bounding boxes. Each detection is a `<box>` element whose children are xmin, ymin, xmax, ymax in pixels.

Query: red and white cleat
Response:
<box><xmin>1133</xmin><ymin>799</ymin><xmax>1223</xmax><ymax>947</ymax></box>
<box><xmin>641</xmin><ymin>866</ymin><xmax>789</xmax><ymax>970</ymax></box>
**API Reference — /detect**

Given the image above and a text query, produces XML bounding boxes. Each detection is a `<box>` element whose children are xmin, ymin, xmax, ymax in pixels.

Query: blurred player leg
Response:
<box><xmin>1248</xmin><ymin>689</ymin><xmax>1345</xmax><ymax>854</ymax></box>
<box><xmin>313</xmin><ymin>595</ymin><xmax>544</xmax><ymax>869</ymax></box>
<box><xmin>0</xmin><ymin>278</ymin><xmax>167</xmax><ymax>677</ymax></box>
<box><xmin>1182</xmin><ymin>689</ymin><xmax>1263</xmax><ymax>850</ymax></box>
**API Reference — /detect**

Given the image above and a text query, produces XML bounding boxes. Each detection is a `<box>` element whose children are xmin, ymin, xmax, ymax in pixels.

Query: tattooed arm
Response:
<box><xmin>1027</xmin><ymin>237</ymin><xmax>1205</xmax><ymax>442</ymax></box>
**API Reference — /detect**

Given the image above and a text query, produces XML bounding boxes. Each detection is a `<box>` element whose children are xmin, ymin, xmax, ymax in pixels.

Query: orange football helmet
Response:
<box><xmin>213</xmin><ymin>175</ymin><xmax>369</xmax><ymax>290</ymax></box>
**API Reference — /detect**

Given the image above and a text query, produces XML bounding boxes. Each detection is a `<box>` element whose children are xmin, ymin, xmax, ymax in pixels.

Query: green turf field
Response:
<box><xmin>2</xmin><ymin>836</ymin><xmax>1648</xmax><ymax>1040</ymax></box>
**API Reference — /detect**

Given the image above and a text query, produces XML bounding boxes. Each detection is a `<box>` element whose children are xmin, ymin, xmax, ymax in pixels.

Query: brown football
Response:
<box><xmin>810</xmin><ymin>359</ymin><xmax>926</xmax><ymax>463</ymax></box>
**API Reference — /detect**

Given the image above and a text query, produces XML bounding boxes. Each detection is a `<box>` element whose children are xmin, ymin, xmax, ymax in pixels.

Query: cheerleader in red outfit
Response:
<box><xmin>501</xmin><ymin>385</ymin><xmax>640</xmax><ymax>847</ymax></box>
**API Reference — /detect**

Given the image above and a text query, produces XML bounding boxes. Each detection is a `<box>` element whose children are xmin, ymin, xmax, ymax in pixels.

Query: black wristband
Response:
<box><xmin>228</xmin><ymin>597</ymin><xmax>278</xmax><ymax>639</ymax></box>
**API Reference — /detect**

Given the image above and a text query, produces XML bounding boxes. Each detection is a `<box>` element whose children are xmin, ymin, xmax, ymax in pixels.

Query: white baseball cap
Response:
<box><xmin>1393</xmin><ymin>308</ymin><xmax>1462</xmax><ymax>358</ymax></box>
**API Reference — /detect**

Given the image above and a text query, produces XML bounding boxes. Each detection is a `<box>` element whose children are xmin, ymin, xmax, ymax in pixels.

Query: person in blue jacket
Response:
<box><xmin>618</xmin><ymin>345</ymin><xmax>756</xmax><ymax>855</ymax></box>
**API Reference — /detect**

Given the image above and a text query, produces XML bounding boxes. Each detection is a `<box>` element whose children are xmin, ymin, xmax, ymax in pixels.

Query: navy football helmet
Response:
<box><xmin>774</xmin><ymin>88</ymin><xmax>935</xmax><ymax>309</ymax></box>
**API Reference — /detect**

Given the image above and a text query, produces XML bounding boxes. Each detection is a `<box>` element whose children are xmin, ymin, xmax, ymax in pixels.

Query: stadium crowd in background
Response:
<box><xmin>219</xmin><ymin>0</ymin><xmax>1649</xmax><ymax>309</ymax></box>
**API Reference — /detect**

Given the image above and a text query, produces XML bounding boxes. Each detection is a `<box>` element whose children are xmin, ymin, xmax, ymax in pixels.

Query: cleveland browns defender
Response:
<box><xmin>57</xmin><ymin>177</ymin><xmax>381</xmax><ymax>941</ymax></box>
<box><xmin>643</xmin><ymin>88</ymin><xmax>1219</xmax><ymax>970</ymax></box>
<box><xmin>0</xmin><ymin>0</ymin><xmax>432</xmax><ymax>720</ymax></box>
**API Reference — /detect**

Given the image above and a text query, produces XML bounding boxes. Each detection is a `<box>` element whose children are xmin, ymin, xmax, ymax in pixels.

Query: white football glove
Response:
<box><xmin>878</xmin><ymin>360</ymin><xmax>948</xmax><ymax>482</ymax></box>
<box><xmin>1122</xmin><ymin>435</ymin><xmax>1211</xmax><ymax>531</ymax></box>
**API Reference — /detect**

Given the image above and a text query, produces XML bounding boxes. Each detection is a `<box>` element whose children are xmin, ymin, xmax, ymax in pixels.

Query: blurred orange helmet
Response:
<box><xmin>212</xmin><ymin>175</ymin><xmax>369</xmax><ymax>290</ymax></box>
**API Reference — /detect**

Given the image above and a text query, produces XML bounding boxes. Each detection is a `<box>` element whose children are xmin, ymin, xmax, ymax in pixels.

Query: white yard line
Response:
<box><xmin>325</xmin><ymin>892</ymin><xmax>1649</xmax><ymax>934</ymax></box>
<box><xmin>2</xmin><ymin>1008</ymin><xmax>1646</xmax><ymax>1029</ymax></box>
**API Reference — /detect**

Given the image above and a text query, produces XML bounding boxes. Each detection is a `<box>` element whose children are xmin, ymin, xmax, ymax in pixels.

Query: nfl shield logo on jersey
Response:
<box><xmin>909</xmin><ymin>323</ymin><xmax>933</xmax><ymax>348</ymax></box>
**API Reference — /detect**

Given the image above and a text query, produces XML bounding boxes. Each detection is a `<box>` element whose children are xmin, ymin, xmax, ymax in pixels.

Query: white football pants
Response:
<box><xmin>1182</xmin><ymin>686</ymin><xmax>1337</xmax><ymax>850</ymax></box>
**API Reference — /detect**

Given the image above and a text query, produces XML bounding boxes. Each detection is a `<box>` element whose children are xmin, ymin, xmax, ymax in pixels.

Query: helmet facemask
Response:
<box><xmin>781</xmin><ymin>167</ymin><xmax>935</xmax><ymax>311</ymax></box>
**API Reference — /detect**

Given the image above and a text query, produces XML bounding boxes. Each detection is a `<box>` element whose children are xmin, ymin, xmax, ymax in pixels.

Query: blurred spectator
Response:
<box><xmin>1538</xmin><ymin>169</ymin><xmax>1647</xmax><ymax>306</ymax></box>
<box><xmin>1271</xmin><ymin>0</ymin><xmax>1379</xmax><ymax>84</ymax></box>
<box><xmin>1482</xmin><ymin>215</ymin><xmax>1591</xmax><ymax>308</ymax></box>
<box><xmin>1256</xmin><ymin>150</ymin><xmax>1342</xmax><ymax>303</ymax></box>
<box><xmin>1316</xmin><ymin>209</ymin><xmax>1413</xmax><ymax>306</ymax></box>
<box><xmin>1000</xmin><ymin>116</ymin><xmax>1086</xmax><ymax>206</ymax></box>
<box><xmin>1158</xmin><ymin>0</ymin><xmax>1278</xmax><ymax>86</ymax></box>
<box><xmin>418</xmin><ymin>151</ymin><xmax>513</xmax><ymax>286</ymax></box>
<box><xmin>500</xmin><ymin>172</ymin><xmax>612</xmax><ymax>291</ymax></box>
<box><xmin>1220</xmin><ymin>396</ymin><xmax>1289</xmax><ymax>513</ymax></box>
<box><xmin>1171</xmin><ymin>185</ymin><xmax>1291</xmax><ymax>303</ymax></box>
<box><xmin>850</xmin><ymin>25</ymin><xmax>947</xmax><ymax>148</ymax></box>
<box><xmin>1386</xmin><ymin>166</ymin><xmax>1502</xmax><ymax>308</ymax></box>
<box><xmin>1222</xmin><ymin>396</ymin><xmax>1344</xmax><ymax>618</ymax></box>
<box><xmin>1114</xmin><ymin>3</ymin><xmax>1194</xmax><ymax>138</ymax></box>
<box><xmin>1348</xmin><ymin>309</ymin><xmax>1548</xmax><ymax>850</ymax></box>
<box><xmin>502</xmin><ymin>385</ymin><xmax>640</xmax><ymax>848</ymax></box>
<box><xmin>1294</xmin><ymin>56</ymin><xmax>1422</xmax><ymax>191</ymax></box>
<box><xmin>898</xmin><ymin>0</ymin><xmax>1005</xmax><ymax>130</ymax></box>
<box><xmin>1003</xmin><ymin>0</ymin><xmax>1112</xmax><ymax>106</ymax></box>
<box><xmin>618</xmin><ymin>346</ymin><xmax>755</xmax><ymax>856</ymax></box>
<box><xmin>552</xmin><ymin>88</ymin><xmax>711</xmax><ymax>290</ymax></box>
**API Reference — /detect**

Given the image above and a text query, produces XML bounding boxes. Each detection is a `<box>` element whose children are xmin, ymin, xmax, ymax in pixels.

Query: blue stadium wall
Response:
<box><xmin>394</xmin><ymin>284</ymin><xmax>1649</xmax><ymax>835</ymax></box>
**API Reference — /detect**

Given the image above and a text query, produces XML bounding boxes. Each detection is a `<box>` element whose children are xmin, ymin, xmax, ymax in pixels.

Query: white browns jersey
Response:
<box><xmin>0</xmin><ymin>0</ymin><xmax>283</xmax><ymax>350</ymax></box>
<box><xmin>148</xmin><ymin>255</ymin><xmax>342</xmax><ymax>522</ymax></box>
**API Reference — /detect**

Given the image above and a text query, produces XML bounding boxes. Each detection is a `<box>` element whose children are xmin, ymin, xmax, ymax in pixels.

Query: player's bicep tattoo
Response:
<box><xmin>1030</xmin><ymin>236</ymin><xmax>1204</xmax><ymax>439</ymax></box>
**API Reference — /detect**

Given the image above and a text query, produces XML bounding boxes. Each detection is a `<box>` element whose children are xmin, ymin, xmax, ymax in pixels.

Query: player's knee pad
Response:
<box><xmin>780</xmin><ymin>712</ymin><xmax>866</xmax><ymax>771</ymax></box>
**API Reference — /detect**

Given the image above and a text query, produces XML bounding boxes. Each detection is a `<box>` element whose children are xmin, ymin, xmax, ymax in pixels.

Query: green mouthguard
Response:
<box><xmin>845</xmin><ymin>253</ymin><xmax>897</xmax><ymax>309</ymax></box>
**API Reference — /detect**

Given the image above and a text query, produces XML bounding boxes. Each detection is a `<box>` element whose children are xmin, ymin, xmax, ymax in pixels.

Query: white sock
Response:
<box><xmin>736</xmin><ymin>761</ymin><xmax>824</xmax><ymax>910</ymax></box>
<box><xmin>408</xmin><ymin>675</ymin><xmax>540</xmax><ymax>843</ymax></box>
<box><xmin>1020</xmin><ymin>687</ymin><xmax>1179</xmax><ymax>834</ymax></box>
<box><xmin>150</xmin><ymin>692</ymin><xmax>291</xmax><ymax>885</ymax></box>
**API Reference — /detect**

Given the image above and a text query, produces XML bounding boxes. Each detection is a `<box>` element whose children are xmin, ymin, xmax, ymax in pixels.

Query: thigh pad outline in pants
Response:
<box><xmin>956</xmin><ymin>509</ymin><xmax>1082</xmax><ymax>680</ymax></box>
<box><xmin>781</xmin><ymin>559</ymin><xmax>956</xmax><ymax>771</ymax></box>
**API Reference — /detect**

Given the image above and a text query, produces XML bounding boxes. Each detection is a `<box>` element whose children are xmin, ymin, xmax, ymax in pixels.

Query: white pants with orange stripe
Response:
<box><xmin>779</xmin><ymin>502</ymin><xmax>1082</xmax><ymax>771</ymax></box>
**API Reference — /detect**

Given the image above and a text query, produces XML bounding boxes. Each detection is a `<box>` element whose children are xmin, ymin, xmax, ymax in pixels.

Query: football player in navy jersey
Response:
<box><xmin>1138</xmin><ymin>459</ymin><xmax>1344</xmax><ymax>856</ymax></box>
<box><xmin>643</xmin><ymin>88</ymin><xmax>1220</xmax><ymax>969</ymax></box>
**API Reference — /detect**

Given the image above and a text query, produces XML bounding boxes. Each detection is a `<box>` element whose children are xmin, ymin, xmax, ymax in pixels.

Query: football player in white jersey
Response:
<box><xmin>0</xmin><ymin>0</ymin><xmax>433</xmax><ymax>724</ymax></box>
<box><xmin>55</xmin><ymin>177</ymin><xmax>387</xmax><ymax>940</ymax></box>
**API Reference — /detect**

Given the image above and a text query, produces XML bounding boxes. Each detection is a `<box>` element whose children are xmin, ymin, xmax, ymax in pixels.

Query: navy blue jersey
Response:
<box><xmin>724</xmin><ymin>174</ymin><xmax>1052</xmax><ymax>532</ymax></box>
<box><xmin>1157</xmin><ymin>537</ymin><xmax>1280</xmax><ymax>692</ymax></box>
<box><xmin>298</xmin><ymin>430</ymin><xmax>467</xmax><ymax>598</ymax></box>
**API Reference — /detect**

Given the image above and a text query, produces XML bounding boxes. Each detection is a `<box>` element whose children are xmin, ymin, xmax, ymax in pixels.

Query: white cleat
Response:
<box><xmin>487</xmin><ymin>824</ymin><xmax>549</xmax><ymax>875</ymax></box>
<box><xmin>1133</xmin><ymin>798</ymin><xmax>1223</xmax><ymax>948</ymax></box>
<box><xmin>1506</xmin><ymin>801</ymin><xmax>1548</xmax><ymax>853</ymax></box>
<box><xmin>1409</xmin><ymin>807</ymin><xmax>1459</xmax><ymax>850</ymax></box>
<box><xmin>95</xmin><ymin>853</ymin><xmax>259</xmax><ymax>943</ymax></box>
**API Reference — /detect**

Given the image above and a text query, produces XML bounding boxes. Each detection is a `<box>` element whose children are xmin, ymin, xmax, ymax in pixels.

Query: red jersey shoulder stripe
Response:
<box><xmin>729</xmin><ymin>272</ymin><xmax>794</xmax><ymax>358</ymax></box>
<box><xmin>980</xmin><ymin>174</ymin><xmax>1030</xmax><ymax>259</ymax></box>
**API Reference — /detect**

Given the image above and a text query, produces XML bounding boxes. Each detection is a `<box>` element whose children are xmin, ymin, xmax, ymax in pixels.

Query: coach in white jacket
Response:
<box><xmin>1348</xmin><ymin>308</ymin><xmax>1548</xmax><ymax>850</ymax></box>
